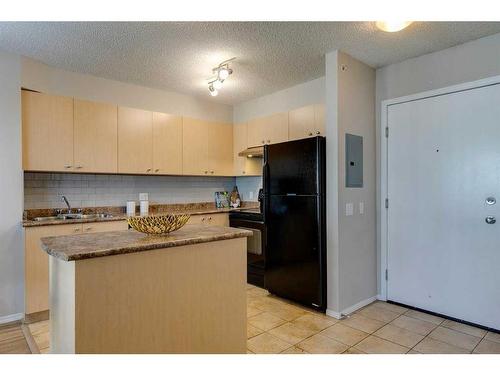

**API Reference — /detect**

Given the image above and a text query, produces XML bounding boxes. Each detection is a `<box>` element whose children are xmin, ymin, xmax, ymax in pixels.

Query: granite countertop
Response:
<box><xmin>23</xmin><ymin>204</ymin><xmax>258</xmax><ymax>228</ymax></box>
<box><xmin>41</xmin><ymin>224</ymin><xmax>253</xmax><ymax>261</ymax></box>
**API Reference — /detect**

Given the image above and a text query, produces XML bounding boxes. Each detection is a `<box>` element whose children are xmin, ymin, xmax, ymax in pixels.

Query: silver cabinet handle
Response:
<box><xmin>74</xmin><ymin>228</ymin><xmax>80</xmax><ymax>232</ymax></box>
<box><xmin>154</xmin><ymin>169</ymin><xmax>160</xmax><ymax>173</ymax></box>
<box><xmin>267</xmin><ymin>140</ymin><xmax>271</xmax><ymax>143</ymax></box>
<box><xmin>201</xmin><ymin>217</ymin><xmax>205</xmax><ymax>221</ymax></box>
<box><xmin>309</xmin><ymin>132</ymin><xmax>313</xmax><ymax>136</ymax></box>
<box><xmin>210</xmin><ymin>171</ymin><xmax>214</xmax><ymax>174</ymax></box>
<box><xmin>242</xmin><ymin>171</ymin><xmax>246</xmax><ymax>174</ymax></box>
<box><xmin>85</xmin><ymin>227</ymin><xmax>92</xmax><ymax>231</ymax></box>
<box><xmin>316</xmin><ymin>131</ymin><xmax>321</xmax><ymax>135</ymax></box>
<box><xmin>64</xmin><ymin>165</ymin><xmax>72</xmax><ymax>169</ymax></box>
<box><xmin>75</xmin><ymin>165</ymin><xmax>83</xmax><ymax>169</ymax></box>
<box><xmin>146</xmin><ymin>168</ymin><xmax>152</xmax><ymax>172</ymax></box>
<box><xmin>261</xmin><ymin>140</ymin><xmax>265</xmax><ymax>144</ymax></box>
<box><xmin>486</xmin><ymin>216</ymin><xmax>496</xmax><ymax>224</ymax></box>
<box><xmin>208</xmin><ymin>217</ymin><xmax>212</xmax><ymax>221</ymax></box>
<box><xmin>204</xmin><ymin>170</ymin><xmax>208</xmax><ymax>174</ymax></box>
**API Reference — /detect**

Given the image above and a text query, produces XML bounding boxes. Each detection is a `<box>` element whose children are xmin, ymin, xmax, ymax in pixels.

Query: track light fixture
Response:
<box><xmin>207</xmin><ymin>58</ymin><xmax>235</xmax><ymax>97</ymax></box>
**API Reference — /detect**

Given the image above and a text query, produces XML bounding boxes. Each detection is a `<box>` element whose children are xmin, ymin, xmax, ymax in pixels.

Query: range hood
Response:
<box><xmin>238</xmin><ymin>146</ymin><xmax>264</xmax><ymax>158</ymax></box>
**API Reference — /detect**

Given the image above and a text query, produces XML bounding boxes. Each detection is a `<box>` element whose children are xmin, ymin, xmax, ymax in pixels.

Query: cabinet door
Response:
<box><xmin>153</xmin><ymin>112</ymin><xmax>183</xmax><ymax>175</ymax></box>
<box><xmin>182</xmin><ymin>117</ymin><xmax>209</xmax><ymax>175</ymax></box>
<box><xmin>22</xmin><ymin>91</ymin><xmax>74</xmax><ymax>172</ymax></box>
<box><xmin>265</xmin><ymin>112</ymin><xmax>289</xmax><ymax>144</ymax></box>
<box><xmin>247</xmin><ymin>118</ymin><xmax>265</xmax><ymax>148</ymax></box>
<box><xmin>74</xmin><ymin>99</ymin><xmax>118</xmax><ymax>173</ymax></box>
<box><xmin>208</xmin><ymin>122</ymin><xmax>233</xmax><ymax>176</ymax></box>
<box><xmin>82</xmin><ymin>220</ymin><xmax>129</xmax><ymax>233</ymax></box>
<box><xmin>314</xmin><ymin>104</ymin><xmax>325</xmax><ymax>136</ymax></box>
<box><xmin>233</xmin><ymin>123</ymin><xmax>262</xmax><ymax>176</ymax></box>
<box><xmin>118</xmin><ymin>107</ymin><xmax>153</xmax><ymax>174</ymax></box>
<box><xmin>25</xmin><ymin>224</ymin><xmax>82</xmax><ymax>314</ymax></box>
<box><xmin>289</xmin><ymin>105</ymin><xmax>315</xmax><ymax>140</ymax></box>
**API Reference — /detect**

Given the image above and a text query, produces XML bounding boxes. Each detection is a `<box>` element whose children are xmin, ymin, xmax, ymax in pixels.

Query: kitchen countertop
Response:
<box><xmin>22</xmin><ymin>205</ymin><xmax>257</xmax><ymax>228</ymax></box>
<box><xmin>41</xmin><ymin>224</ymin><xmax>253</xmax><ymax>261</ymax></box>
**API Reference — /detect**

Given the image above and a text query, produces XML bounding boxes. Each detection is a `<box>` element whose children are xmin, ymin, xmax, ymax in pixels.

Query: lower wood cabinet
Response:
<box><xmin>24</xmin><ymin>221</ymin><xmax>129</xmax><ymax>315</ymax></box>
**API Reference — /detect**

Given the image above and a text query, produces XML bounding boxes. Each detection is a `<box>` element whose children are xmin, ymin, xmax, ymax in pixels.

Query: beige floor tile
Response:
<box><xmin>407</xmin><ymin>350</ymin><xmax>421</xmax><ymax>354</ymax></box>
<box><xmin>267</xmin><ymin>304</ymin><xmax>308</xmax><ymax>321</ymax></box>
<box><xmin>373</xmin><ymin>324</ymin><xmax>424</xmax><ymax>348</ymax></box>
<box><xmin>247</xmin><ymin>287</ymin><xmax>269</xmax><ymax>297</ymax></box>
<box><xmin>248</xmin><ymin>312</ymin><xmax>286</xmax><ymax>331</ymax></box>
<box><xmin>247</xmin><ymin>306</ymin><xmax>263</xmax><ymax>318</ymax></box>
<box><xmin>268</xmin><ymin>322</ymin><xmax>316</xmax><ymax>345</ymax></box>
<box><xmin>428</xmin><ymin>326</ymin><xmax>481</xmax><ymax>351</ymax></box>
<box><xmin>413</xmin><ymin>337</ymin><xmax>469</xmax><ymax>354</ymax></box>
<box><xmin>343</xmin><ymin>347</ymin><xmax>366</xmax><ymax>354</ymax></box>
<box><xmin>485</xmin><ymin>331</ymin><xmax>500</xmax><ymax>344</ymax></box>
<box><xmin>441</xmin><ymin>320</ymin><xmax>486</xmax><ymax>338</ymax></box>
<box><xmin>247</xmin><ymin>323</ymin><xmax>264</xmax><ymax>339</ymax></box>
<box><xmin>391</xmin><ymin>315</ymin><xmax>437</xmax><ymax>336</ymax></box>
<box><xmin>341</xmin><ymin>314</ymin><xmax>386</xmax><ymax>334</ymax></box>
<box><xmin>247</xmin><ymin>284</ymin><xmax>256</xmax><ymax>290</ymax></box>
<box><xmin>321</xmin><ymin>323</ymin><xmax>368</xmax><ymax>346</ymax></box>
<box><xmin>373</xmin><ymin>301</ymin><xmax>408</xmax><ymax>314</ymax></box>
<box><xmin>297</xmin><ymin>333</ymin><xmax>348</xmax><ymax>354</ymax></box>
<box><xmin>292</xmin><ymin>313</ymin><xmax>337</xmax><ymax>332</ymax></box>
<box><xmin>473</xmin><ymin>339</ymin><xmax>500</xmax><ymax>354</ymax></box>
<box><xmin>281</xmin><ymin>346</ymin><xmax>309</xmax><ymax>354</ymax></box>
<box><xmin>355</xmin><ymin>336</ymin><xmax>408</xmax><ymax>354</ymax></box>
<box><xmin>358</xmin><ymin>304</ymin><xmax>402</xmax><ymax>323</ymax></box>
<box><xmin>247</xmin><ymin>332</ymin><xmax>292</xmax><ymax>354</ymax></box>
<box><xmin>404</xmin><ymin>310</ymin><xmax>444</xmax><ymax>325</ymax></box>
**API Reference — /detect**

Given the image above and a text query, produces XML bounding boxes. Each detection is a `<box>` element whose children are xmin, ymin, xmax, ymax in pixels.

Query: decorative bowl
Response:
<box><xmin>127</xmin><ymin>214</ymin><xmax>191</xmax><ymax>235</ymax></box>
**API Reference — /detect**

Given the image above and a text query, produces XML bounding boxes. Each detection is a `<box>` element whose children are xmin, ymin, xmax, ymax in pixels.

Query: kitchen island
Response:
<box><xmin>40</xmin><ymin>224</ymin><xmax>252</xmax><ymax>354</ymax></box>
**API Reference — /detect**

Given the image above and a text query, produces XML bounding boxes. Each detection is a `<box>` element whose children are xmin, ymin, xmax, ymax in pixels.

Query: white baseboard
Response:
<box><xmin>377</xmin><ymin>294</ymin><xmax>386</xmax><ymax>301</ymax></box>
<box><xmin>0</xmin><ymin>312</ymin><xmax>24</xmax><ymax>325</ymax></box>
<box><xmin>326</xmin><ymin>295</ymin><xmax>378</xmax><ymax>320</ymax></box>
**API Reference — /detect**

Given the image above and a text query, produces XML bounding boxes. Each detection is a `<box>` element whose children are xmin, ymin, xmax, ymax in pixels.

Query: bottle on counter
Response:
<box><xmin>230</xmin><ymin>186</ymin><xmax>241</xmax><ymax>208</ymax></box>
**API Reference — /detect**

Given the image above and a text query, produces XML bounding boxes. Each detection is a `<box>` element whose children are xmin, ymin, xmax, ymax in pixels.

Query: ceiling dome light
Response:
<box><xmin>212</xmin><ymin>79</ymin><xmax>224</xmax><ymax>90</ymax></box>
<box><xmin>375</xmin><ymin>21</ymin><xmax>413</xmax><ymax>32</ymax></box>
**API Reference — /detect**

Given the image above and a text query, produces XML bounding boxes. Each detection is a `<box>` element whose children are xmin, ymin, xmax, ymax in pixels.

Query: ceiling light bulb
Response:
<box><xmin>375</xmin><ymin>21</ymin><xmax>413</xmax><ymax>32</ymax></box>
<box><xmin>212</xmin><ymin>79</ymin><xmax>223</xmax><ymax>90</ymax></box>
<box><xmin>218</xmin><ymin>67</ymin><xmax>231</xmax><ymax>80</ymax></box>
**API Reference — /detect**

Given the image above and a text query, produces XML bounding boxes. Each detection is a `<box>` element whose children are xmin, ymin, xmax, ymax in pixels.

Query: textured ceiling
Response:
<box><xmin>1</xmin><ymin>22</ymin><xmax>500</xmax><ymax>104</ymax></box>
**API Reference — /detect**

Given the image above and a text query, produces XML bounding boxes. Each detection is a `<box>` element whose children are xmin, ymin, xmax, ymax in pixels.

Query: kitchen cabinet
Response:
<box><xmin>233</xmin><ymin>123</ymin><xmax>262</xmax><ymax>176</ymax></box>
<box><xmin>153</xmin><ymin>112</ymin><xmax>183</xmax><ymax>175</ymax></box>
<box><xmin>288</xmin><ymin>104</ymin><xmax>326</xmax><ymax>140</ymax></box>
<box><xmin>208</xmin><ymin>122</ymin><xmax>233</xmax><ymax>176</ymax></box>
<box><xmin>118</xmin><ymin>107</ymin><xmax>153</xmax><ymax>174</ymax></box>
<box><xmin>188</xmin><ymin>213</ymin><xmax>229</xmax><ymax>226</ymax></box>
<box><xmin>22</xmin><ymin>91</ymin><xmax>74</xmax><ymax>172</ymax></box>
<box><xmin>247</xmin><ymin>112</ymin><xmax>288</xmax><ymax>147</ymax></box>
<box><xmin>25</xmin><ymin>220</ymin><xmax>129</xmax><ymax>315</ymax></box>
<box><xmin>182</xmin><ymin>117</ymin><xmax>209</xmax><ymax>175</ymax></box>
<box><xmin>74</xmin><ymin>99</ymin><xmax>118</xmax><ymax>173</ymax></box>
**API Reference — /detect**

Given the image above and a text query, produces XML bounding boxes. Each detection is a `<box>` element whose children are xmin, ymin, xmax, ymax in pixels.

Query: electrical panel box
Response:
<box><xmin>345</xmin><ymin>133</ymin><xmax>363</xmax><ymax>188</ymax></box>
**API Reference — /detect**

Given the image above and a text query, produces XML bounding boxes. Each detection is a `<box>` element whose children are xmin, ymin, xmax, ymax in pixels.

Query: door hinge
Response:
<box><xmin>385</xmin><ymin>127</ymin><xmax>389</xmax><ymax>138</ymax></box>
<box><xmin>385</xmin><ymin>198</ymin><xmax>389</xmax><ymax>209</ymax></box>
<box><xmin>385</xmin><ymin>269</ymin><xmax>388</xmax><ymax>281</ymax></box>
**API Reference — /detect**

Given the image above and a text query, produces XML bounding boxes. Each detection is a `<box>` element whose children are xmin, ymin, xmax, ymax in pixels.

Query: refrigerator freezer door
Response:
<box><xmin>265</xmin><ymin>137</ymin><xmax>323</xmax><ymax>195</ymax></box>
<box><xmin>266</xmin><ymin>195</ymin><xmax>325</xmax><ymax>310</ymax></box>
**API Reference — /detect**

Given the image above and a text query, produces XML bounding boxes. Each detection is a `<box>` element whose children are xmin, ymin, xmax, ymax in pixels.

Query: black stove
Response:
<box><xmin>229</xmin><ymin>208</ymin><xmax>263</xmax><ymax>222</ymax></box>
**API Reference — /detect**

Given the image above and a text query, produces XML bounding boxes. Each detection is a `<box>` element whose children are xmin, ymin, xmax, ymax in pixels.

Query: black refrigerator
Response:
<box><xmin>263</xmin><ymin>136</ymin><xmax>326</xmax><ymax>312</ymax></box>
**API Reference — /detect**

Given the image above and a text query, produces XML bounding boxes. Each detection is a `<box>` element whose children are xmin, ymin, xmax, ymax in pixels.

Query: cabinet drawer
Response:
<box><xmin>188</xmin><ymin>213</ymin><xmax>229</xmax><ymax>226</ymax></box>
<box><xmin>82</xmin><ymin>220</ymin><xmax>129</xmax><ymax>233</ymax></box>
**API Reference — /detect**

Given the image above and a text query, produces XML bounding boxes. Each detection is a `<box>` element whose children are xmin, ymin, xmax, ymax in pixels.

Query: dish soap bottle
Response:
<box><xmin>230</xmin><ymin>186</ymin><xmax>241</xmax><ymax>208</ymax></box>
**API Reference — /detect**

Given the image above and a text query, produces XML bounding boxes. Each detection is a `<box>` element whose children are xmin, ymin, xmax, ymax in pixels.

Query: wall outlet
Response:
<box><xmin>249</xmin><ymin>191</ymin><xmax>254</xmax><ymax>200</ymax></box>
<box><xmin>346</xmin><ymin>203</ymin><xmax>354</xmax><ymax>216</ymax></box>
<box><xmin>139</xmin><ymin>193</ymin><xmax>149</xmax><ymax>201</ymax></box>
<box><xmin>359</xmin><ymin>202</ymin><xmax>364</xmax><ymax>215</ymax></box>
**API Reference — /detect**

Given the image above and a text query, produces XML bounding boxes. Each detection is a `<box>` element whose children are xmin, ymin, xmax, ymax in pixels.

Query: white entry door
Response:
<box><xmin>387</xmin><ymin>83</ymin><xmax>500</xmax><ymax>330</ymax></box>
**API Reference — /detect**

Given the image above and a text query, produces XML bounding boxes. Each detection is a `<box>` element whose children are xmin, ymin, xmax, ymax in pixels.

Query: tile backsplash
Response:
<box><xmin>24</xmin><ymin>172</ymin><xmax>235</xmax><ymax>209</ymax></box>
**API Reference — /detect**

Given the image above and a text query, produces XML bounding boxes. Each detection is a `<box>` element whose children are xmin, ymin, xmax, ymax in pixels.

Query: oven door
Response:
<box><xmin>229</xmin><ymin>218</ymin><xmax>266</xmax><ymax>287</ymax></box>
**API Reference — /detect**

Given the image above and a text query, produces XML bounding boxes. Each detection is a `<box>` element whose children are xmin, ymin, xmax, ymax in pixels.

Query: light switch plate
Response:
<box><xmin>359</xmin><ymin>202</ymin><xmax>364</xmax><ymax>215</ymax></box>
<box><xmin>249</xmin><ymin>191</ymin><xmax>254</xmax><ymax>200</ymax></box>
<box><xmin>346</xmin><ymin>203</ymin><xmax>354</xmax><ymax>216</ymax></box>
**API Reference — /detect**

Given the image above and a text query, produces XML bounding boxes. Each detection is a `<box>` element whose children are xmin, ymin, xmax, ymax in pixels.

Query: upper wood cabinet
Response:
<box><xmin>247</xmin><ymin>112</ymin><xmax>288</xmax><ymax>147</ymax></box>
<box><xmin>208</xmin><ymin>122</ymin><xmax>233</xmax><ymax>176</ymax></box>
<box><xmin>74</xmin><ymin>99</ymin><xmax>118</xmax><ymax>173</ymax></box>
<box><xmin>22</xmin><ymin>91</ymin><xmax>74</xmax><ymax>172</ymax></box>
<box><xmin>153</xmin><ymin>112</ymin><xmax>183</xmax><ymax>175</ymax></box>
<box><xmin>182</xmin><ymin>117</ymin><xmax>209</xmax><ymax>175</ymax></box>
<box><xmin>233</xmin><ymin>123</ymin><xmax>262</xmax><ymax>176</ymax></box>
<box><xmin>118</xmin><ymin>107</ymin><xmax>153</xmax><ymax>174</ymax></box>
<box><xmin>289</xmin><ymin>104</ymin><xmax>326</xmax><ymax>140</ymax></box>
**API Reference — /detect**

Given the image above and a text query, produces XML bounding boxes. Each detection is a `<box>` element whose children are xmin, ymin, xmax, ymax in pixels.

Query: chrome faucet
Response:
<box><xmin>61</xmin><ymin>195</ymin><xmax>72</xmax><ymax>213</ymax></box>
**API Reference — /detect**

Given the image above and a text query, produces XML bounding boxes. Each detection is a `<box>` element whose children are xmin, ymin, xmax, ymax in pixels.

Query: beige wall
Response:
<box><xmin>325</xmin><ymin>50</ymin><xmax>376</xmax><ymax>316</ymax></box>
<box><xmin>375</xmin><ymin>32</ymin><xmax>500</xmax><ymax>295</ymax></box>
<box><xmin>0</xmin><ymin>50</ymin><xmax>23</xmax><ymax>321</ymax></box>
<box><xmin>22</xmin><ymin>57</ymin><xmax>233</xmax><ymax>123</ymax></box>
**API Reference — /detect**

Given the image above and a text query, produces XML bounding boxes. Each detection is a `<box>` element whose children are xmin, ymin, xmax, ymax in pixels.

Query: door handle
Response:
<box><xmin>485</xmin><ymin>216</ymin><xmax>496</xmax><ymax>224</ymax></box>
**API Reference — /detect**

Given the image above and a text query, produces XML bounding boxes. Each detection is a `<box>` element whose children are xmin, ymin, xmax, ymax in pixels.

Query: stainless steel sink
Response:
<box><xmin>32</xmin><ymin>213</ymin><xmax>114</xmax><ymax>221</ymax></box>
